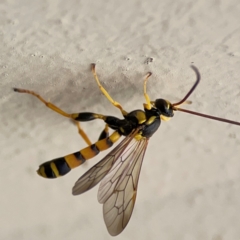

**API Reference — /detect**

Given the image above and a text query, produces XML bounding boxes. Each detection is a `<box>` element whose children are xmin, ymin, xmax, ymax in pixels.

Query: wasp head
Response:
<box><xmin>154</xmin><ymin>98</ymin><xmax>174</xmax><ymax>121</ymax></box>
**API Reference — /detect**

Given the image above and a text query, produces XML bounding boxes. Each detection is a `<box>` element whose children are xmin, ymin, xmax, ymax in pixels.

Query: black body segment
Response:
<box><xmin>104</xmin><ymin>116</ymin><xmax>126</xmax><ymax>130</ymax></box>
<box><xmin>142</xmin><ymin>116</ymin><xmax>161</xmax><ymax>138</ymax></box>
<box><xmin>125</xmin><ymin>110</ymin><xmax>147</xmax><ymax>124</ymax></box>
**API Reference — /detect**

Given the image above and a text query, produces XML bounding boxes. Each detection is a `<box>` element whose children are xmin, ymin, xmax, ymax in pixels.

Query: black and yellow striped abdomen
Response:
<box><xmin>37</xmin><ymin>131</ymin><xmax>121</xmax><ymax>178</ymax></box>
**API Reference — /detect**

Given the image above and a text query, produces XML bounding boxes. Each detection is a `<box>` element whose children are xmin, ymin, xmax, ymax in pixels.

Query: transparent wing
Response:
<box><xmin>99</xmin><ymin>138</ymin><xmax>148</xmax><ymax>236</ymax></box>
<box><xmin>72</xmin><ymin>129</ymin><xmax>140</xmax><ymax>195</ymax></box>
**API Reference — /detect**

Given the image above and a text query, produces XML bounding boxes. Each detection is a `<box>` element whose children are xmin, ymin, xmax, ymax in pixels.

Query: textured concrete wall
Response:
<box><xmin>1</xmin><ymin>0</ymin><xmax>240</xmax><ymax>239</ymax></box>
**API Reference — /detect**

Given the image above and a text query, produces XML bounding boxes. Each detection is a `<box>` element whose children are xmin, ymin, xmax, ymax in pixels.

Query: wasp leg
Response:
<box><xmin>75</xmin><ymin>121</ymin><xmax>92</xmax><ymax>146</ymax></box>
<box><xmin>75</xmin><ymin>122</ymin><xmax>110</xmax><ymax>146</ymax></box>
<box><xmin>74</xmin><ymin>112</ymin><xmax>130</xmax><ymax>138</ymax></box>
<box><xmin>13</xmin><ymin>88</ymin><xmax>93</xmax><ymax>146</ymax></box>
<box><xmin>37</xmin><ymin>130</ymin><xmax>122</xmax><ymax>178</ymax></box>
<box><xmin>143</xmin><ymin>72</ymin><xmax>152</xmax><ymax>110</ymax></box>
<box><xmin>91</xmin><ymin>63</ymin><xmax>128</xmax><ymax>116</ymax></box>
<box><xmin>73</xmin><ymin>112</ymin><xmax>125</xmax><ymax>131</ymax></box>
<box><xmin>12</xmin><ymin>89</ymin><xmax>116</xmax><ymax>123</ymax></box>
<box><xmin>13</xmin><ymin>88</ymin><xmax>77</xmax><ymax>118</ymax></box>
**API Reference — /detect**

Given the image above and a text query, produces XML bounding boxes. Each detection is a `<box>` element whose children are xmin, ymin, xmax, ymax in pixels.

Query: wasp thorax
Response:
<box><xmin>154</xmin><ymin>99</ymin><xmax>174</xmax><ymax>117</ymax></box>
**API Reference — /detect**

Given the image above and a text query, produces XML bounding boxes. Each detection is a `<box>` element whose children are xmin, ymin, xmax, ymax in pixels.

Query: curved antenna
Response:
<box><xmin>172</xmin><ymin>66</ymin><xmax>240</xmax><ymax>126</ymax></box>
<box><xmin>172</xmin><ymin>65</ymin><xmax>200</xmax><ymax>107</ymax></box>
<box><xmin>174</xmin><ymin>107</ymin><xmax>240</xmax><ymax>126</ymax></box>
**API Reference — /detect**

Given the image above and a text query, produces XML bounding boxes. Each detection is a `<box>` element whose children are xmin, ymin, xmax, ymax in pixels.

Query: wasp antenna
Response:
<box><xmin>172</xmin><ymin>65</ymin><xmax>200</xmax><ymax>107</ymax></box>
<box><xmin>91</xmin><ymin>63</ymin><xmax>96</xmax><ymax>70</ymax></box>
<box><xmin>13</xmin><ymin>87</ymin><xmax>22</xmax><ymax>92</ymax></box>
<box><xmin>174</xmin><ymin>107</ymin><xmax>240</xmax><ymax>126</ymax></box>
<box><xmin>12</xmin><ymin>87</ymin><xmax>31</xmax><ymax>93</ymax></box>
<box><xmin>146</xmin><ymin>72</ymin><xmax>152</xmax><ymax>77</ymax></box>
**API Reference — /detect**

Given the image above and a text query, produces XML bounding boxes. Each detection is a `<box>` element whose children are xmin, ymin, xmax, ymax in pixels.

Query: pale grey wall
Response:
<box><xmin>1</xmin><ymin>0</ymin><xmax>240</xmax><ymax>239</ymax></box>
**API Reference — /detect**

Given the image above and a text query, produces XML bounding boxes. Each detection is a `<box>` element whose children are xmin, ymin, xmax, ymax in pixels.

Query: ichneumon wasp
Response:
<box><xmin>13</xmin><ymin>64</ymin><xmax>240</xmax><ymax>236</ymax></box>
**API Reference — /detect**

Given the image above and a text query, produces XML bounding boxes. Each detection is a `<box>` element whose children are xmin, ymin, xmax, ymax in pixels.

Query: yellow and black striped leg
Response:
<box><xmin>73</xmin><ymin>112</ymin><xmax>126</xmax><ymax>133</ymax></box>
<box><xmin>37</xmin><ymin>130</ymin><xmax>122</xmax><ymax>178</ymax></box>
<box><xmin>13</xmin><ymin>88</ymin><xmax>76</xmax><ymax>118</ymax></box>
<box><xmin>13</xmin><ymin>88</ymin><xmax>93</xmax><ymax>146</ymax></box>
<box><xmin>91</xmin><ymin>63</ymin><xmax>128</xmax><ymax>116</ymax></box>
<box><xmin>13</xmin><ymin>89</ymin><xmax>107</xmax><ymax>123</ymax></box>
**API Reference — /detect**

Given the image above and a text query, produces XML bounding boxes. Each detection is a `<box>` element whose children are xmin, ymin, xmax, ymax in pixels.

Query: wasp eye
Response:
<box><xmin>155</xmin><ymin>99</ymin><xmax>174</xmax><ymax>117</ymax></box>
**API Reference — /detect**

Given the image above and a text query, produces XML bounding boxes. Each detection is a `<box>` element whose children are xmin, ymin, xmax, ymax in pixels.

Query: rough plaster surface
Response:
<box><xmin>1</xmin><ymin>0</ymin><xmax>240</xmax><ymax>239</ymax></box>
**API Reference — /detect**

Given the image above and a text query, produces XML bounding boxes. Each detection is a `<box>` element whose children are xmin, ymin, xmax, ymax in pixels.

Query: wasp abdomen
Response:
<box><xmin>37</xmin><ymin>131</ymin><xmax>121</xmax><ymax>178</ymax></box>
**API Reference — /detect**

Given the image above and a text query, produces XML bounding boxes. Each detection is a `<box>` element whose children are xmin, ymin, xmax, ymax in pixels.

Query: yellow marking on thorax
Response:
<box><xmin>160</xmin><ymin>115</ymin><xmax>171</xmax><ymax>121</ymax></box>
<box><xmin>146</xmin><ymin>116</ymin><xmax>156</xmax><ymax>125</ymax></box>
<box><xmin>134</xmin><ymin>133</ymin><xmax>145</xmax><ymax>141</ymax></box>
<box><xmin>135</xmin><ymin>111</ymin><xmax>147</xmax><ymax>124</ymax></box>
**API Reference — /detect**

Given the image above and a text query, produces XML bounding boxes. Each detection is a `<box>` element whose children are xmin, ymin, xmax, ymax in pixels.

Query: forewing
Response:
<box><xmin>98</xmin><ymin>139</ymin><xmax>148</xmax><ymax>236</ymax></box>
<box><xmin>72</xmin><ymin>129</ymin><xmax>140</xmax><ymax>195</ymax></box>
